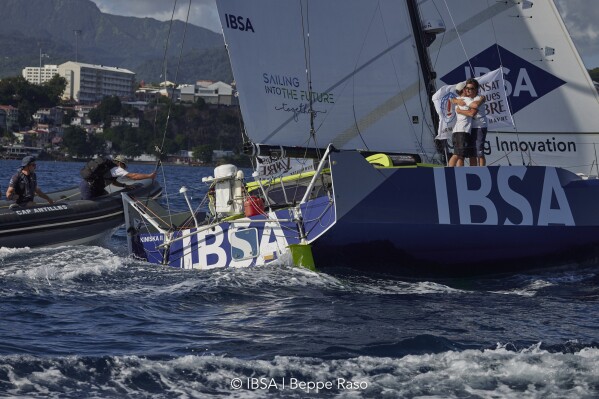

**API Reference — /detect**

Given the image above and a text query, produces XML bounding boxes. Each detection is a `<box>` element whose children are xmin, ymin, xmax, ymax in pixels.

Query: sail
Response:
<box><xmin>419</xmin><ymin>0</ymin><xmax>599</xmax><ymax>173</ymax></box>
<box><xmin>216</xmin><ymin>0</ymin><xmax>439</xmax><ymax>161</ymax></box>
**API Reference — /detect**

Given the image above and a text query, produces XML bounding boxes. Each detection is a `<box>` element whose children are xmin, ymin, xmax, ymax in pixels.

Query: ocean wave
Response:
<box><xmin>0</xmin><ymin>344</ymin><xmax>597</xmax><ymax>398</ymax></box>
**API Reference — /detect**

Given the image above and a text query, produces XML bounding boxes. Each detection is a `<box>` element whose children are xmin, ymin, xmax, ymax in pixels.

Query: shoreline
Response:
<box><xmin>0</xmin><ymin>157</ymin><xmax>252</xmax><ymax>168</ymax></box>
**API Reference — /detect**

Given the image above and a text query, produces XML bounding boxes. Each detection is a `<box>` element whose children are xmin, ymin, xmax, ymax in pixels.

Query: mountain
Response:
<box><xmin>0</xmin><ymin>0</ymin><xmax>232</xmax><ymax>84</ymax></box>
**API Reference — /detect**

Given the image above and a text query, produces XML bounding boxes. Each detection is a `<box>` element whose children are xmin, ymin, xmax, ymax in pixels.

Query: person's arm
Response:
<box><xmin>124</xmin><ymin>171</ymin><xmax>157</xmax><ymax>181</ymax></box>
<box><xmin>6</xmin><ymin>186</ymin><xmax>17</xmax><ymax>201</ymax></box>
<box><xmin>451</xmin><ymin>98</ymin><xmax>466</xmax><ymax>106</ymax></box>
<box><xmin>456</xmin><ymin>107</ymin><xmax>477</xmax><ymax>117</ymax></box>
<box><xmin>35</xmin><ymin>187</ymin><xmax>53</xmax><ymax>204</ymax></box>
<box><xmin>469</xmin><ymin>95</ymin><xmax>486</xmax><ymax>110</ymax></box>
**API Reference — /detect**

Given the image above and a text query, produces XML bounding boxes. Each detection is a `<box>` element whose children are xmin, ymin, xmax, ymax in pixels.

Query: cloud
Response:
<box><xmin>91</xmin><ymin>0</ymin><xmax>221</xmax><ymax>33</ymax></box>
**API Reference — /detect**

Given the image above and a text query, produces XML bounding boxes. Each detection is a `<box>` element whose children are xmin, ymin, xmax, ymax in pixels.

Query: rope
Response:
<box><xmin>299</xmin><ymin>0</ymin><xmax>321</xmax><ymax>158</ymax></box>
<box><xmin>442</xmin><ymin>0</ymin><xmax>474</xmax><ymax>76</ymax></box>
<box><xmin>153</xmin><ymin>0</ymin><xmax>194</xmax><ymax>227</ymax></box>
<box><xmin>485</xmin><ymin>0</ymin><xmax>527</xmax><ymax>166</ymax></box>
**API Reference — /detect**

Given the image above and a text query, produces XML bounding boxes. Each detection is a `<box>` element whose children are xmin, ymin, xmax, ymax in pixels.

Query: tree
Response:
<box><xmin>62</xmin><ymin>109</ymin><xmax>77</xmax><ymax>125</ymax></box>
<box><xmin>0</xmin><ymin>75</ymin><xmax>67</xmax><ymax>130</ymax></box>
<box><xmin>63</xmin><ymin>126</ymin><xmax>105</xmax><ymax>157</ymax></box>
<box><xmin>62</xmin><ymin>126</ymin><xmax>88</xmax><ymax>156</ymax></box>
<box><xmin>88</xmin><ymin>107</ymin><xmax>102</xmax><ymax>125</ymax></box>
<box><xmin>87</xmin><ymin>133</ymin><xmax>106</xmax><ymax>156</ymax></box>
<box><xmin>88</xmin><ymin>96</ymin><xmax>123</xmax><ymax>127</ymax></box>
<box><xmin>193</xmin><ymin>144</ymin><xmax>214</xmax><ymax>164</ymax></box>
<box><xmin>43</xmin><ymin>75</ymin><xmax>67</xmax><ymax>104</ymax></box>
<box><xmin>101</xmin><ymin>95</ymin><xmax>122</xmax><ymax>116</ymax></box>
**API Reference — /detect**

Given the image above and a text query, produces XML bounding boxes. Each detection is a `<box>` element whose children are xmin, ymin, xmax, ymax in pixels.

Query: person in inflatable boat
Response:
<box><xmin>6</xmin><ymin>156</ymin><xmax>54</xmax><ymax>207</ymax></box>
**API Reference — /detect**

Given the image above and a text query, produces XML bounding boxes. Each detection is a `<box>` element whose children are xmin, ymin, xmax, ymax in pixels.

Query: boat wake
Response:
<box><xmin>3</xmin><ymin>244</ymin><xmax>597</xmax><ymax>300</ymax></box>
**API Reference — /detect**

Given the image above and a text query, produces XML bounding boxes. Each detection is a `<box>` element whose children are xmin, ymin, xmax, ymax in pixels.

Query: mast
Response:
<box><xmin>405</xmin><ymin>0</ymin><xmax>442</xmax><ymax>155</ymax></box>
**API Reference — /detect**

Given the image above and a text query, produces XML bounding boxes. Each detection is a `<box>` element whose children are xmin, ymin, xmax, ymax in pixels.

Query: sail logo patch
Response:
<box><xmin>433</xmin><ymin>166</ymin><xmax>574</xmax><ymax>226</ymax></box>
<box><xmin>224</xmin><ymin>14</ymin><xmax>255</xmax><ymax>32</ymax></box>
<box><xmin>440</xmin><ymin>45</ymin><xmax>565</xmax><ymax>114</ymax></box>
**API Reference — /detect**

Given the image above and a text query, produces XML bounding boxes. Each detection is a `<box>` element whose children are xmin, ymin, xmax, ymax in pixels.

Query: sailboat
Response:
<box><xmin>122</xmin><ymin>0</ymin><xmax>599</xmax><ymax>275</ymax></box>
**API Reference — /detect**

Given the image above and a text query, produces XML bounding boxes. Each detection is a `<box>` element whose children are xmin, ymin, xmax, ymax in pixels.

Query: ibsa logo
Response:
<box><xmin>440</xmin><ymin>45</ymin><xmax>565</xmax><ymax>114</ymax></box>
<box><xmin>433</xmin><ymin>166</ymin><xmax>575</xmax><ymax>226</ymax></box>
<box><xmin>224</xmin><ymin>14</ymin><xmax>255</xmax><ymax>32</ymax></box>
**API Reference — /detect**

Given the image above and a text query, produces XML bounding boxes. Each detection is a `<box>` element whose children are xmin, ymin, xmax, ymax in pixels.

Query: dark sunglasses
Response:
<box><xmin>465</xmin><ymin>86</ymin><xmax>476</xmax><ymax>90</ymax></box>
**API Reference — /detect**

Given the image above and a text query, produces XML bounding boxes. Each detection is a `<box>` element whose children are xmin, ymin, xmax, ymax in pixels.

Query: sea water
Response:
<box><xmin>0</xmin><ymin>160</ymin><xmax>598</xmax><ymax>398</ymax></box>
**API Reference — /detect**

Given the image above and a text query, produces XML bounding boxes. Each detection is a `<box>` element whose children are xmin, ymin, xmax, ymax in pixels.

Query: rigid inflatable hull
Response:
<box><xmin>0</xmin><ymin>181</ymin><xmax>161</xmax><ymax>249</ymax></box>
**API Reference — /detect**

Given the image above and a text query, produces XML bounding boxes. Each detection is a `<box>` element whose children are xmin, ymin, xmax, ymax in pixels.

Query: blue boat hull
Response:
<box><xmin>312</xmin><ymin>151</ymin><xmax>599</xmax><ymax>275</ymax></box>
<box><xmin>132</xmin><ymin>195</ymin><xmax>335</xmax><ymax>269</ymax></box>
<box><xmin>130</xmin><ymin>151</ymin><xmax>599</xmax><ymax>276</ymax></box>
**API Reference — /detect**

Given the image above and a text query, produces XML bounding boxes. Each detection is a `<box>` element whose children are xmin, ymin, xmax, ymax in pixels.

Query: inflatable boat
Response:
<box><xmin>0</xmin><ymin>179</ymin><xmax>162</xmax><ymax>248</ymax></box>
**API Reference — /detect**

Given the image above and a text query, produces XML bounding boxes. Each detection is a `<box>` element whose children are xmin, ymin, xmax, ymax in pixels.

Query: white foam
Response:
<box><xmin>352</xmin><ymin>280</ymin><xmax>466</xmax><ymax>295</ymax></box>
<box><xmin>3</xmin><ymin>346</ymin><xmax>598</xmax><ymax>398</ymax></box>
<box><xmin>492</xmin><ymin>279</ymin><xmax>555</xmax><ymax>297</ymax></box>
<box><xmin>0</xmin><ymin>246</ymin><xmax>124</xmax><ymax>283</ymax></box>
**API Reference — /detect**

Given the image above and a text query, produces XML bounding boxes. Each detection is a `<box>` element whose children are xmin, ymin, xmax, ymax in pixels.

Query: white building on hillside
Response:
<box><xmin>22</xmin><ymin>65</ymin><xmax>59</xmax><ymax>84</ymax></box>
<box><xmin>57</xmin><ymin>62</ymin><xmax>136</xmax><ymax>104</ymax></box>
<box><xmin>179</xmin><ymin>81</ymin><xmax>236</xmax><ymax>106</ymax></box>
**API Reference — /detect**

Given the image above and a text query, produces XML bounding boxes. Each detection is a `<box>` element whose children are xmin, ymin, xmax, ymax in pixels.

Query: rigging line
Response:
<box><xmin>149</xmin><ymin>0</ymin><xmax>180</xmax><ymax>222</ymax></box>
<box><xmin>441</xmin><ymin>0</ymin><xmax>474</xmax><ymax>76</ymax></box>
<box><xmin>431</xmin><ymin>31</ymin><xmax>446</xmax><ymax>71</ymax></box>
<box><xmin>299</xmin><ymin>0</ymin><xmax>317</xmax><ymax>164</ymax></box>
<box><xmin>485</xmin><ymin>0</ymin><xmax>527</xmax><ymax>166</ymax></box>
<box><xmin>160</xmin><ymin>0</ymin><xmax>190</xmax><ymax>227</ymax></box>
<box><xmin>171</xmin><ymin>0</ymin><xmax>192</xmax><ymax>99</ymax></box>
<box><xmin>153</xmin><ymin>0</ymin><xmax>179</xmax><ymax>150</ymax></box>
<box><xmin>429</xmin><ymin>0</ymin><xmax>446</xmax><ymax>66</ymax></box>
<box><xmin>381</xmin><ymin>2</ymin><xmax>429</xmax><ymax>158</ymax></box>
<box><xmin>348</xmin><ymin>2</ymin><xmax>383</xmax><ymax>152</ymax></box>
<box><xmin>297</xmin><ymin>0</ymin><xmax>331</xmax><ymax>205</ymax></box>
<box><xmin>299</xmin><ymin>1</ymin><xmax>318</xmax><ymax>155</ymax></box>
<box><xmin>426</xmin><ymin>1</ymin><xmax>449</xmax><ymax>163</ymax></box>
<box><xmin>414</xmin><ymin>65</ymin><xmax>437</xmax><ymax>163</ymax></box>
<box><xmin>161</xmin><ymin>0</ymin><xmax>192</xmax><ymax>174</ymax></box>
<box><xmin>159</xmin><ymin>0</ymin><xmax>182</xmax><ymax>153</ymax></box>
<box><xmin>294</xmin><ymin>137</ymin><xmax>316</xmax><ymax>204</ymax></box>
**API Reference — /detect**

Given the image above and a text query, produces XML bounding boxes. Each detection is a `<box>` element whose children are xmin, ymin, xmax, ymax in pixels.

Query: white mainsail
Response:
<box><xmin>216</xmin><ymin>0</ymin><xmax>439</xmax><ymax>162</ymax></box>
<box><xmin>419</xmin><ymin>0</ymin><xmax>599</xmax><ymax>173</ymax></box>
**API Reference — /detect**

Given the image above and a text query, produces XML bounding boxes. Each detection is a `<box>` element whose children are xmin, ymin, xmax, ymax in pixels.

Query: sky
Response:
<box><xmin>90</xmin><ymin>0</ymin><xmax>599</xmax><ymax>69</ymax></box>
